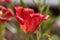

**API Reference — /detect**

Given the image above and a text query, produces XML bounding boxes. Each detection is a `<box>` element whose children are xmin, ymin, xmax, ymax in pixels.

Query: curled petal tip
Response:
<box><xmin>16</xmin><ymin>16</ymin><xmax>24</xmax><ymax>25</ymax></box>
<box><xmin>44</xmin><ymin>15</ymin><xmax>50</xmax><ymax>20</ymax></box>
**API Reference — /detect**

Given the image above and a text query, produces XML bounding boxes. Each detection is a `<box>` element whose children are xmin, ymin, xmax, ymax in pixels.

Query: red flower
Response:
<box><xmin>0</xmin><ymin>0</ymin><xmax>12</xmax><ymax>4</ymax></box>
<box><xmin>0</xmin><ymin>6</ymin><xmax>14</xmax><ymax>23</ymax></box>
<box><xmin>15</xmin><ymin>6</ymin><xmax>49</xmax><ymax>33</ymax></box>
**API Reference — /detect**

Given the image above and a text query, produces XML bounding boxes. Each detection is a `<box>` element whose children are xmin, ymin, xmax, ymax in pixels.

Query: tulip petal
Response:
<box><xmin>0</xmin><ymin>17</ymin><xmax>11</xmax><ymax>22</ymax></box>
<box><xmin>16</xmin><ymin>16</ymin><xmax>24</xmax><ymax>25</ymax></box>
<box><xmin>6</xmin><ymin>0</ymin><xmax>12</xmax><ymax>3</ymax></box>
<box><xmin>0</xmin><ymin>6</ymin><xmax>6</xmax><ymax>10</ymax></box>
<box><xmin>30</xmin><ymin>13</ymin><xmax>43</xmax><ymax>25</ymax></box>
<box><xmin>0</xmin><ymin>6</ymin><xmax>7</xmax><ymax>13</ymax></box>
<box><xmin>3</xmin><ymin>8</ymin><xmax>14</xmax><ymax>17</ymax></box>
<box><xmin>15</xmin><ymin>6</ymin><xmax>24</xmax><ymax>16</ymax></box>
<box><xmin>22</xmin><ymin>8</ymin><xmax>34</xmax><ymax>20</ymax></box>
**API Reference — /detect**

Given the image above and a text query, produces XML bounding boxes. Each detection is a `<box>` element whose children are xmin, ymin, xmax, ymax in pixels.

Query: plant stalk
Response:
<box><xmin>0</xmin><ymin>23</ymin><xmax>5</xmax><ymax>40</ymax></box>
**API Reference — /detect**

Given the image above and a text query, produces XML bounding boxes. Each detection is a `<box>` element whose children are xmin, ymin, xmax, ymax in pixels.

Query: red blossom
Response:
<box><xmin>0</xmin><ymin>0</ymin><xmax>12</xmax><ymax>4</ymax></box>
<box><xmin>6</xmin><ymin>0</ymin><xmax>12</xmax><ymax>3</ymax></box>
<box><xmin>15</xmin><ymin>6</ymin><xmax>49</xmax><ymax>33</ymax></box>
<box><xmin>0</xmin><ymin>6</ymin><xmax>14</xmax><ymax>23</ymax></box>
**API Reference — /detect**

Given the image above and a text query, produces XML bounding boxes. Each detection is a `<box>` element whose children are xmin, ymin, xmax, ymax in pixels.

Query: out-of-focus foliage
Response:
<box><xmin>0</xmin><ymin>0</ymin><xmax>60</xmax><ymax>40</ymax></box>
<box><xmin>20</xmin><ymin>0</ymin><xmax>28</xmax><ymax>8</ymax></box>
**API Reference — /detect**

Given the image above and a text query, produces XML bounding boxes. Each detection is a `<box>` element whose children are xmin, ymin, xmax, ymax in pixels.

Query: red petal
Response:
<box><xmin>22</xmin><ymin>8</ymin><xmax>34</xmax><ymax>20</ymax></box>
<box><xmin>15</xmin><ymin>6</ymin><xmax>34</xmax><ymax>20</ymax></box>
<box><xmin>0</xmin><ymin>0</ymin><xmax>5</xmax><ymax>4</ymax></box>
<box><xmin>0</xmin><ymin>6</ymin><xmax>6</xmax><ymax>10</ymax></box>
<box><xmin>3</xmin><ymin>8</ymin><xmax>14</xmax><ymax>17</ymax></box>
<box><xmin>16</xmin><ymin>16</ymin><xmax>24</xmax><ymax>25</ymax></box>
<box><xmin>0</xmin><ymin>17</ymin><xmax>11</xmax><ymax>23</ymax></box>
<box><xmin>6</xmin><ymin>0</ymin><xmax>12</xmax><ymax>3</ymax></box>
<box><xmin>30</xmin><ymin>13</ymin><xmax>43</xmax><ymax>25</ymax></box>
<box><xmin>0</xmin><ymin>6</ymin><xmax>7</xmax><ymax>13</ymax></box>
<box><xmin>23</xmin><ymin>8</ymin><xmax>34</xmax><ymax>14</ymax></box>
<box><xmin>15</xmin><ymin>6</ymin><xmax>24</xmax><ymax>16</ymax></box>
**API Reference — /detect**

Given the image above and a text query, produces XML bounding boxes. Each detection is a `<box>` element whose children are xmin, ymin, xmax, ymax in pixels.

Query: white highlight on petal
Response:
<box><xmin>45</xmin><ymin>15</ymin><xmax>49</xmax><ymax>20</ymax></box>
<box><xmin>0</xmin><ymin>11</ymin><xmax>2</xmax><ymax>15</ymax></box>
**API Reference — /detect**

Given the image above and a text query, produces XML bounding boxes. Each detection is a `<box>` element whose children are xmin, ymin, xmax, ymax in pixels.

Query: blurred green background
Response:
<box><xmin>0</xmin><ymin>0</ymin><xmax>60</xmax><ymax>40</ymax></box>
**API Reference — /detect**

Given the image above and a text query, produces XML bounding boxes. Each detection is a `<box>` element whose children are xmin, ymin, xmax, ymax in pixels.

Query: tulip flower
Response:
<box><xmin>0</xmin><ymin>6</ymin><xmax>14</xmax><ymax>23</ymax></box>
<box><xmin>15</xmin><ymin>6</ymin><xmax>49</xmax><ymax>33</ymax></box>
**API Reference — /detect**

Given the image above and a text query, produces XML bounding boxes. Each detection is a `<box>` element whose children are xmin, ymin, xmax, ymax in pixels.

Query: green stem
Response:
<box><xmin>26</xmin><ymin>33</ymin><xmax>33</xmax><ymax>40</ymax></box>
<box><xmin>38</xmin><ymin>0</ymin><xmax>41</xmax><ymax>13</ymax></box>
<box><xmin>26</xmin><ymin>34</ymin><xmax>30</xmax><ymax>40</ymax></box>
<box><xmin>35</xmin><ymin>30</ymin><xmax>40</xmax><ymax>40</ymax></box>
<box><xmin>37</xmin><ymin>32</ymin><xmax>39</xmax><ymax>40</ymax></box>
<box><xmin>0</xmin><ymin>23</ymin><xmax>5</xmax><ymax>40</ymax></box>
<box><xmin>58</xmin><ymin>0</ymin><xmax>60</xmax><ymax>11</ymax></box>
<box><xmin>40</xmin><ymin>0</ymin><xmax>46</xmax><ymax>13</ymax></box>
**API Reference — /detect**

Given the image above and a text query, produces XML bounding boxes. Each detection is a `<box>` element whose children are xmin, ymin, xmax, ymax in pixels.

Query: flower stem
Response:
<box><xmin>0</xmin><ymin>23</ymin><xmax>5</xmax><ymax>40</ymax></box>
<box><xmin>45</xmin><ymin>0</ymin><xmax>50</xmax><ymax>13</ymax></box>
<box><xmin>26</xmin><ymin>34</ymin><xmax>30</xmax><ymax>40</ymax></box>
<box><xmin>35</xmin><ymin>30</ymin><xmax>40</xmax><ymax>40</ymax></box>
<box><xmin>38</xmin><ymin>0</ymin><xmax>41</xmax><ymax>13</ymax></box>
<box><xmin>58</xmin><ymin>0</ymin><xmax>60</xmax><ymax>11</ymax></box>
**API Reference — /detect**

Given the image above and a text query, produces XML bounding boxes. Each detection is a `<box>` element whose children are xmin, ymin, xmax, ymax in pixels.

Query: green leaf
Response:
<box><xmin>37</xmin><ymin>0</ymin><xmax>41</xmax><ymax>13</ymax></box>
<box><xmin>0</xmin><ymin>23</ymin><xmax>5</xmax><ymax>40</ymax></box>
<box><xmin>40</xmin><ymin>5</ymin><xmax>46</xmax><ymax>13</ymax></box>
